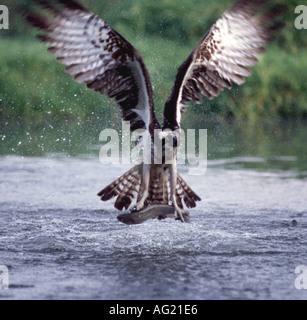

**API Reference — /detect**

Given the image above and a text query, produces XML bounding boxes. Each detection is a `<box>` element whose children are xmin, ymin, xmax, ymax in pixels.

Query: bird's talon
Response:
<box><xmin>131</xmin><ymin>201</ymin><xmax>145</xmax><ymax>212</ymax></box>
<box><xmin>174</xmin><ymin>209</ymin><xmax>188</xmax><ymax>222</ymax></box>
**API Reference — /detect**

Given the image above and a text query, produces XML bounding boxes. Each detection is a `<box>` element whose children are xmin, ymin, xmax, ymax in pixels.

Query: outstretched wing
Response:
<box><xmin>26</xmin><ymin>0</ymin><xmax>159</xmax><ymax>132</ymax></box>
<box><xmin>163</xmin><ymin>0</ymin><xmax>282</xmax><ymax>129</ymax></box>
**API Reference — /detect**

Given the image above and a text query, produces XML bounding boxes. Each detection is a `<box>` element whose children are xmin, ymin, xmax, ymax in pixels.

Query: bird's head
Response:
<box><xmin>158</xmin><ymin>129</ymin><xmax>181</xmax><ymax>148</ymax></box>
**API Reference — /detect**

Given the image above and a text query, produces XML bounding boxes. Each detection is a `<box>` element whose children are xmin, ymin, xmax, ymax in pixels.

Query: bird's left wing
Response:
<box><xmin>26</xmin><ymin>0</ymin><xmax>159</xmax><ymax>132</ymax></box>
<box><xmin>162</xmin><ymin>0</ymin><xmax>283</xmax><ymax>129</ymax></box>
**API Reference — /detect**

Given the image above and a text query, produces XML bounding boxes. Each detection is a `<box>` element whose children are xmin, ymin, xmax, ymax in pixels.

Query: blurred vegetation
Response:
<box><xmin>0</xmin><ymin>0</ymin><xmax>307</xmax><ymax>125</ymax></box>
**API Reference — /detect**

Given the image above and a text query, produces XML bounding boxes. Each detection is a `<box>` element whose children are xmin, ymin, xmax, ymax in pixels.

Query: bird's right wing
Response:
<box><xmin>26</xmin><ymin>0</ymin><xmax>160</xmax><ymax>132</ymax></box>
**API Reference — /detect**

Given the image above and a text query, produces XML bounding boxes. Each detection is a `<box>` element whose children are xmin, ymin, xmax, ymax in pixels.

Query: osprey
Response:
<box><xmin>27</xmin><ymin>0</ymin><xmax>281</xmax><ymax>221</ymax></box>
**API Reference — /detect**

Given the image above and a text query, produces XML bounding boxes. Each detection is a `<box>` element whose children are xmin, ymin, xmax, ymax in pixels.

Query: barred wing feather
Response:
<box><xmin>163</xmin><ymin>0</ymin><xmax>282</xmax><ymax>128</ymax></box>
<box><xmin>26</xmin><ymin>0</ymin><xmax>159</xmax><ymax>132</ymax></box>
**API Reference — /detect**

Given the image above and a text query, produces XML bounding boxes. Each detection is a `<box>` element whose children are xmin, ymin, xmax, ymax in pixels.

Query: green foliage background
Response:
<box><xmin>1</xmin><ymin>0</ymin><xmax>307</xmax><ymax>125</ymax></box>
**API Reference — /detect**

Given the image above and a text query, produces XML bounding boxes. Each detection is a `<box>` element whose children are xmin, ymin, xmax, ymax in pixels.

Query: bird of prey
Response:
<box><xmin>27</xmin><ymin>0</ymin><xmax>282</xmax><ymax>221</ymax></box>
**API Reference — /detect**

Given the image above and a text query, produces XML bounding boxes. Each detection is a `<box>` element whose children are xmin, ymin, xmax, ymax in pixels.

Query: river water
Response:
<box><xmin>0</xmin><ymin>120</ymin><xmax>307</xmax><ymax>300</ymax></box>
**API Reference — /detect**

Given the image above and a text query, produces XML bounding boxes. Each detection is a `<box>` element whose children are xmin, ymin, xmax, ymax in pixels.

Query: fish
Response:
<box><xmin>117</xmin><ymin>203</ymin><xmax>190</xmax><ymax>225</ymax></box>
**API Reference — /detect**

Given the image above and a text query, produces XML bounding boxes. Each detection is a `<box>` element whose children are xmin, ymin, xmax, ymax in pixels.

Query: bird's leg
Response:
<box><xmin>131</xmin><ymin>164</ymin><xmax>150</xmax><ymax>212</ymax></box>
<box><xmin>169</xmin><ymin>163</ymin><xmax>189</xmax><ymax>222</ymax></box>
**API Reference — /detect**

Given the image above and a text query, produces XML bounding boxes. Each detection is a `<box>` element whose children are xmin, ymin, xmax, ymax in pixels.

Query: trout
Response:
<box><xmin>117</xmin><ymin>204</ymin><xmax>190</xmax><ymax>225</ymax></box>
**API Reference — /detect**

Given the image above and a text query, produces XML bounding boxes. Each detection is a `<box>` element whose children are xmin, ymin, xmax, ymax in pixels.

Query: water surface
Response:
<box><xmin>0</xmin><ymin>119</ymin><xmax>306</xmax><ymax>300</ymax></box>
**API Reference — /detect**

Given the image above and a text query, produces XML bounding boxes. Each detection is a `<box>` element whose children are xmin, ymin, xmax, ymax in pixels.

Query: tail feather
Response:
<box><xmin>177</xmin><ymin>174</ymin><xmax>201</xmax><ymax>208</ymax></box>
<box><xmin>147</xmin><ymin>176</ymin><xmax>165</xmax><ymax>203</ymax></box>
<box><xmin>98</xmin><ymin>165</ymin><xmax>142</xmax><ymax>211</ymax></box>
<box><xmin>146</xmin><ymin>171</ymin><xmax>201</xmax><ymax>209</ymax></box>
<box><xmin>98</xmin><ymin>165</ymin><xmax>201</xmax><ymax>212</ymax></box>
